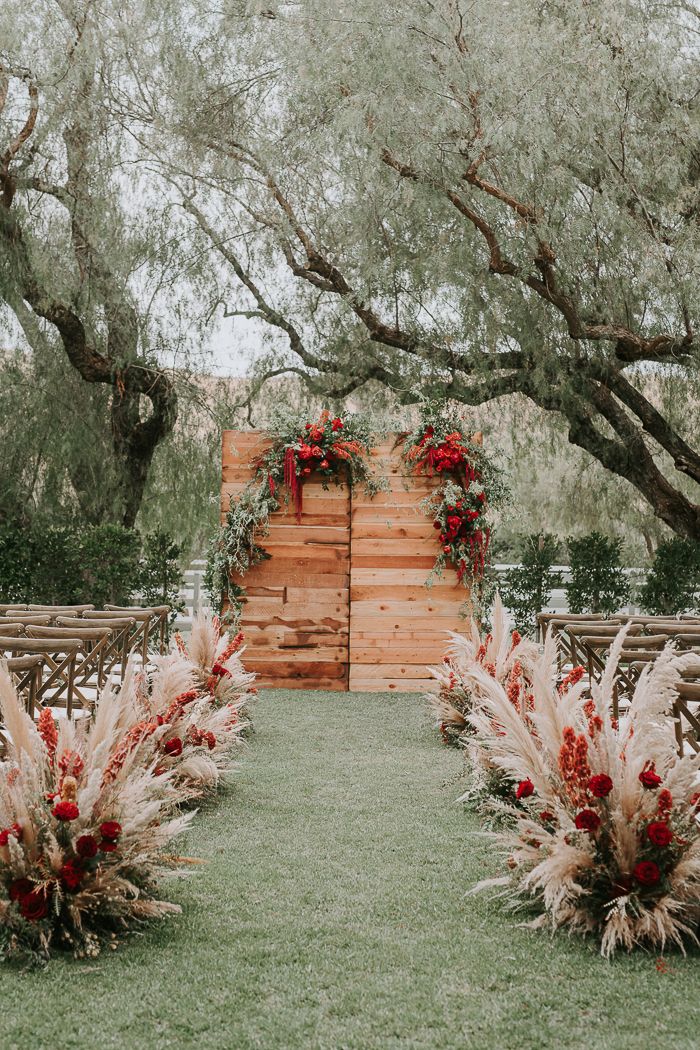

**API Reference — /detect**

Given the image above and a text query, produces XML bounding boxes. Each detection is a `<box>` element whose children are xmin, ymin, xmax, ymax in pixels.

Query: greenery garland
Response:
<box><xmin>205</xmin><ymin>409</ymin><xmax>381</xmax><ymax>614</ymax></box>
<box><xmin>400</xmin><ymin>403</ymin><xmax>510</xmax><ymax>612</ymax></box>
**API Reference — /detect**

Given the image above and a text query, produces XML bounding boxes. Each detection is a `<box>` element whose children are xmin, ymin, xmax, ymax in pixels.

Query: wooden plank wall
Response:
<box><xmin>222</xmin><ymin>431</ymin><xmax>350</xmax><ymax>690</ymax></box>
<box><xmin>348</xmin><ymin>438</ymin><xmax>469</xmax><ymax>693</ymax></box>
<box><xmin>221</xmin><ymin>431</ymin><xmax>470</xmax><ymax>692</ymax></box>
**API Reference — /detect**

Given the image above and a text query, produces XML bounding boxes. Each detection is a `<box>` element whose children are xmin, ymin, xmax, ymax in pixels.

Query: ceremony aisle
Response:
<box><xmin>1</xmin><ymin>691</ymin><xmax>697</xmax><ymax>1050</ymax></box>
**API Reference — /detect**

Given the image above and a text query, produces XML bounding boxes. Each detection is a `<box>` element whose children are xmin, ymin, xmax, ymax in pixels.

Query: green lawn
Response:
<box><xmin>2</xmin><ymin>689</ymin><xmax>697</xmax><ymax>1049</ymax></box>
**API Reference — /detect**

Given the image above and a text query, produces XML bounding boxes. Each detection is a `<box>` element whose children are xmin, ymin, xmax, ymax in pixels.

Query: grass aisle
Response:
<box><xmin>2</xmin><ymin>690</ymin><xmax>697</xmax><ymax>1049</ymax></box>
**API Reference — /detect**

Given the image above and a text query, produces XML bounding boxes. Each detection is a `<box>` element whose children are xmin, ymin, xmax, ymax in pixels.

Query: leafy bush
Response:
<box><xmin>0</xmin><ymin>522</ymin><xmax>185</xmax><ymax>613</ymax></box>
<box><xmin>565</xmin><ymin>532</ymin><xmax>630</xmax><ymax>614</ymax></box>
<box><xmin>139</xmin><ymin>530</ymin><xmax>187</xmax><ymax>639</ymax></box>
<box><xmin>639</xmin><ymin>537</ymin><xmax>700</xmax><ymax>615</ymax></box>
<box><xmin>500</xmin><ymin>533</ymin><xmax>563</xmax><ymax>635</ymax></box>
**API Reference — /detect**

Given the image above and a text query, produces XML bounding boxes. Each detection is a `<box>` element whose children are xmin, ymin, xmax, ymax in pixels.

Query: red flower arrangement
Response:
<box><xmin>401</xmin><ymin>404</ymin><xmax>508</xmax><ymax>597</ymax></box>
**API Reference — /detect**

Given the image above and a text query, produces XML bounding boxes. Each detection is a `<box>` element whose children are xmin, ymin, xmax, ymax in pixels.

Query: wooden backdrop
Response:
<box><xmin>221</xmin><ymin>431</ymin><xmax>471</xmax><ymax>692</ymax></box>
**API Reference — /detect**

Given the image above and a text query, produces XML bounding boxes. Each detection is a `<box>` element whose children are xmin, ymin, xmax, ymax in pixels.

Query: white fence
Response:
<box><xmin>172</xmin><ymin>560</ymin><xmax>645</xmax><ymax>633</ymax></box>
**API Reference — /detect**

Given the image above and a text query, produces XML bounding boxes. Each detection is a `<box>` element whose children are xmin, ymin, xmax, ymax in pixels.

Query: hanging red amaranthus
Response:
<box><xmin>283</xmin><ymin>446</ymin><xmax>302</xmax><ymax>522</ymax></box>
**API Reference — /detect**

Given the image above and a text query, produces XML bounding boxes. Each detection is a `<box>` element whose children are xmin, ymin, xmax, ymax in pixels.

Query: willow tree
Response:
<box><xmin>166</xmin><ymin>0</ymin><xmax>700</xmax><ymax>539</ymax></box>
<box><xmin>0</xmin><ymin>1</ymin><xmax>180</xmax><ymax>526</ymax></box>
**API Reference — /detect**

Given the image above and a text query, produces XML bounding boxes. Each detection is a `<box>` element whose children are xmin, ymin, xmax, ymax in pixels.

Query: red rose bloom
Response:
<box><xmin>516</xmin><ymin>778</ymin><xmax>535</xmax><ymax>800</ymax></box>
<box><xmin>633</xmin><ymin>860</ymin><xmax>661</xmax><ymax>887</ymax></box>
<box><xmin>646</xmin><ymin>821</ymin><xmax>674</xmax><ymax>847</ymax></box>
<box><xmin>19</xmin><ymin>888</ymin><xmax>50</xmax><ymax>922</ymax></box>
<box><xmin>575</xmin><ymin>809</ymin><xmax>601</xmax><ymax>833</ymax></box>
<box><xmin>639</xmin><ymin>767</ymin><xmax>662</xmax><ymax>789</ymax></box>
<box><xmin>75</xmin><ymin>834</ymin><xmax>98</xmax><ymax>858</ymax></box>
<box><xmin>52</xmin><ymin>801</ymin><xmax>79</xmax><ymax>822</ymax></box>
<box><xmin>100</xmin><ymin>839</ymin><xmax>118</xmax><ymax>853</ymax></box>
<box><xmin>331</xmin><ymin>418</ymin><xmax>343</xmax><ymax>431</ymax></box>
<box><xmin>99</xmin><ymin>821</ymin><xmax>122</xmax><ymax>842</ymax></box>
<box><xmin>588</xmin><ymin>774</ymin><xmax>614</xmax><ymax>798</ymax></box>
<box><xmin>8</xmin><ymin>877</ymin><xmax>33</xmax><ymax>901</ymax></box>
<box><xmin>59</xmin><ymin>860</ymin><xmax>84</xmax><ymax>891</ymax></box>
<box><xmin>0</xmin><ymin>822</ymin><xmax>22</xmax><ymax>846</ymax></box>
<box><xmin>164</xmin><ymin>737</ymin><xmax>183</xmax><ymax>757</ymax></box>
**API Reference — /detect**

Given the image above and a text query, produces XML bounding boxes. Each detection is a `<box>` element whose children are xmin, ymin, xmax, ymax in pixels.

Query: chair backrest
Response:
<box><xmin>56</xmin><ymin>616</ymin><xmax>136</xmax><ymax>629</ymax></box>
<box><xmin>0</xmin><ymin>614</ymin><xmax>52</xmax><ymax>626</ymax></box>
<box><xmin>566</xmin><ymin>623</ymin><xmax>640</xmax><ymax>638</ymax></box>
<box><xmin>27</xmin><ymin>603</ymin><xmax>95</xmax><ymax>613</ymax></box>
<box><xmin>0</xmin><ymin>604</ymin><xmax>27</xmax><ymax>614</ymax></box>
<box><xmin>0</xmin><ymin>624</ymin><xmax>25</xmax><ymax>637</ymax></box>
<box><xmin>86</xmin><ymin>609</ymin><xmax>155</xmax><ymax>622</ymax></box>
<box><xmin>26</xmin><ymin>625</ymin><xmax>112</xmax><ymax>641</ymax></box>
<box><xmin>6</xmin><ymin>654</ymin><xmax>44</xmax><ymax>672</ymax></box>
<box><xmin>0</xmin><ymin>636</ymin><xmax>83</xmax><ymax>655</ymax></box>
<box><xmin>105</xmin><ymin>604</ymin><xmax>169</xmax><ymax>614</ymax></box>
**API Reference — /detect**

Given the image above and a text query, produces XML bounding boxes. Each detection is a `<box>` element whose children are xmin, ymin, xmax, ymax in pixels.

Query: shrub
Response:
<box><xmin>565</xmin><ymin>532</ymin><xmax>630</xmax><ymax>614</ymax></box>
<box><xmin>139</xmin><ymin>530</ymin><xmax>187</xmax><ymax>639</ymax></box>
<box><xmin>639</xmin><ymin>537</ymin><xmax>700</xmax><ymax>615</ymax></box>
<box><xmin>500</xmin><ymin>533</ymin><xmax>563</xmax><ymax>635</ymax></box>
<box><xmin>79</xmin><ymin>525</ymin><xmax>143</xmax><ymax>607</ymax></box>
<box><xmin>0</xmin><ymin>522</ymin><xmax>34</xmax><ymax>602</ymax></box>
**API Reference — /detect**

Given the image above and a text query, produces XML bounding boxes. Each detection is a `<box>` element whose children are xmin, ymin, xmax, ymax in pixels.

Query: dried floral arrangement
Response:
<box><xmin>428</xmin><ymin>594</ymin><xmax>539</xmax><ymax>748</ymax></box>
<box><xmin>464</xmin><ymin>630</ymin><xmax>700</xmax><ymax>955</ymax></box>
<box><xmin>205</xmin><ymin>408</ymin><xmax>382</xmax><ymax>614</ymax></box>
<box><xmin>0</xmin><ymin>613</ymin><xmax>255</xmax><ymax>963</ymax></box>
<box><xmin>400</xmin><ymin>403</ymin><xmax>509</xmax><ymax>611</ymax></box>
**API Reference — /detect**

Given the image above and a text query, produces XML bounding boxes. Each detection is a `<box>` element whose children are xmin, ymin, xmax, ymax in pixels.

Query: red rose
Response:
<box><xmin>100</xmin><ymin>839</ymin><xmax>118</xmax><ymax>853</ymax></box>
<box><xmin>588</xmin><ymin>774</ymin><xmax>614</xmax><ymax>798</ymax></box>
<box><xmin>575</xmin><ymin>809</ymin><xmax>601</xmax><ymax>833</ymax></box>
<box><xmin>164</xmin><ymin>737</ymin><xmax>183</xmax><ymax>757</ymax></box>
<box><xmin>646</xmin><ymin>821</ymin><xmax>673</xmax><ymax>847</ymax></box>
<box><xmin>59</xmin><ymin>860</ymin><xmax>84</xmax><ymax>891</ymax></box>
<box><xmin>516</xmin><ymin>779</ymin><xmax>535</xmax><ymax>800</ymax></box>
<box><xmin>99</xmin><ymin>821</ymin><xmax>122</xmax><ymax>842</ymax></box>
<box><xmin>75</xmin><ymin>834</ymin><xmax>98</xmax><ymax>859</ymax></box>
<box><xmin>0</xmin><ymin>822</ymin><xmax>22</xmax><ymax>846</ymax></box>
<box><xmin>447</xmin><ymin>515</ymin><xmax>461</xmax><ymax>531</ymax></box>
<box><xmin>19</xmin><ymin>888</ymin><xmax>50</xmax><ymax>922</ymax></box>
<box><xmin>331</xmin><ymin>418</ymin><xmax>343</xmax><ymax>431</ymax></box>
<box><xmin>319</xmin><ymin>459</ymin><xmax>330</xmax><ymax>470</ymax></box>
<box><xmin>8</xmin><ymin>877</ymin><xmax>33</xmax><ymax>901</ymax></box>
<box><xmin>639</xmin><ymin>767</ymin><xmax>662</xmax><ymax>789</ymax></box>
<box><xmin>52</xmin><ymin>801</ymin><xmax>79</xmax><ymax>822</ymax></box>
<box><xmin>633</xmin><ymin>860</ymin><xmax>661</xmax><ymax>887</ymax></box>
<box><xmin>210</xmin><ymin>662</ymin><xmax>231</xmax><ymax>679</ymax></box>
<box><xmin>311</xmin><ymin>445</ymin><xmax>324</xmax><ymax>458</ymax></box>
<box><xmin>442</xmin><ymin>545</ymin><xmax>451</xmax><ymax>554</ymax></box>
<box><xmin>432</xmin><ymin>520</ymin><xmax>441</xmax><ymax>530</ymax></box>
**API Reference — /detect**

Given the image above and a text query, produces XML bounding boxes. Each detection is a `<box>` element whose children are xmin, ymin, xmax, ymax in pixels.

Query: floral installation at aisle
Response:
<box><xmin>428</xmin><ymin>594</ymin><xmax>539</xmax><ymax>748</ymax></box>
<box><xmin>401</xmin><ymin>402</ymin><xmax>509</xmax><ymax>613</ymax></box>
<box><xmin>0</xmin><ymin>613</ymin><xmax>255</xmax><ymax>963</ymax></box>
<box><xmin>465</xmin><ymin>631</ymin><xmax>700</xmax><ymax>955</ymax></box>
<box><xmin>205</xmin><ymin>408</ymin><xmax>382</xmax><ymax>614</ymax></box>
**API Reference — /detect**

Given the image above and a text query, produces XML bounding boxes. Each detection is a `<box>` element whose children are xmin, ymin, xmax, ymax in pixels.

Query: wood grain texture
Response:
<box><xmin>222</xmin><ymin>431</ymin><xmax>471</xmax><ymax>692</ymax></box>
<box><xmin>223</xmin><ymin>430</ymin><xmax>350</xmax><ymax>690</ymax></box>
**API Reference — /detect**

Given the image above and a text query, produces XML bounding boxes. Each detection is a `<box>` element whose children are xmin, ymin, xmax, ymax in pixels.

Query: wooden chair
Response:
<box><xmin>82</xmin><ymin>610</ymin><xmax>154</xmax><ymax>664</ymax></box>
<box><xmin>0</xmin><ymin>636</ymin><xmax>84</xmax><ymax>717</ymax></box>
<box><xmin>671</xmin><ymin>683</ymin><xmax>700</xmax><ymax>754</ymax></box>
<box><xmin>105</xmin><ymin>604</ymin><xmax>170</xmax><ymax>654</ymax></box>
<box><xmin>56</xmin><ymin>615</ymin><xmax>136</xmax><ymax>682</ymax></box>
<box><xmin>537</xmin><ymin>611</ymin><xmax>621</xmax><ymax>644</ymax></box>
<box><xmin>26</xmin><ymin>625</ymin><xmax>114</xmax><ymax>699</ymax></box>
<box><xmin>565</xmin><ymin>622</ymin><xmax>640</xmax><ymax>667</ymax></box>
<box><xmin>0</xmin><ymin>604</ymin><xmax>27</xmax><ymax>615</ymax></box>
<box><xmin>5</xmin><ymin>654</ymin><xmax>45</xmax><ymax>716</ymax></box>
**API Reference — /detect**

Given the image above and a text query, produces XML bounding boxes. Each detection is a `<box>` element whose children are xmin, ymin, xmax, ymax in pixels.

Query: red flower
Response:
<box><xmin>646</xmin><ymin>821</ymin><xmax>673</xmax><ymax>847</ymax></box>
<box><xmin>539</xmin><ymin>810</ymin><xmax>556</xmax><ymax>823</ymax></box>
<box><xmin>516</xmin><ymin>779</ymin><xmax>534</xmax><ymax>800</ymax></box>
<box><xmin>639</xmin><ymin>766</ymin><xmax>662</xmax><ymax>789</ymax></box>
<box><xmin>331</xmin><ymin>418</ymin><xmax>343</xmax><ymax>431</ymax></box>
<box><xmin>319</xmin><ymin>459</ymin><xmax>330</xmax><ymax>469</ymax></box>
<box><xmin>52</xmin><ymin>801</ymin><xmax>79</xmax><ymax>822</ymax></box>
<box><xmin>19</xmin><ymin>888</ymin><xmax>50</xmax><ymax>922</ymax></box>
<box><xmin>99</xmin><ymin>821</ymin><xmax>122</xmax><ymax>842</ymax></box>
<box><xmin>588</xmin><ymin>774</ymin><xmax>613</xmax><ymax>798</ymax></box>
<box><xmin>164</xmin><ymin>737</ymin><xmax>183</xmax><ymax>757</ymax></box>
<box><xmin>432</xmin><ymin>520</ymin><xmax>441</xmax><ymax>530</ymax></box>
<box><xmin>633</xmin><ymin>860</ymin><xmax>661</xmax><ymax>887</ymax></box>
<box><xmin>0</xmin><ymin>822</ymin><xmax>22</xmax><ymax>846</ymax></box>
<box><xmin>75</xmin><ymin>834</ymin><xmax>98</xmax><ymax>859</ymax></box>
<box><xmin>8</xmin><ymin>878</ymin><xmax>33</xmax><ymax>901</ymax></box>
<box><xmin>657</xmin><ymin>789</ymin><xmax>673</xmax><ymax>814</ymax></box>
<box><xmin>574</xmin><ymin>809</ymin><xmax>601</xmax><ymax>833</ymax></box>
<box><xmin>59</xmin><ymin>860</ymin><xmax>84</xmax><ymax>892</ymax></box>
<box><xmin>100</xmin><ymin>839</ymin><xmax>118</xmax><ymax>853</ymax></box>
<box><xmin>442</xmin><ymin>545</ymin><xmax>451</xmax><ymax>554</ymax></box>
<box><xmin>210</xmin><ymin>661</ymin><xmax>231</xmax><ymax>679</ymax></box>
